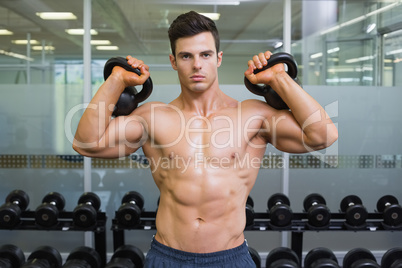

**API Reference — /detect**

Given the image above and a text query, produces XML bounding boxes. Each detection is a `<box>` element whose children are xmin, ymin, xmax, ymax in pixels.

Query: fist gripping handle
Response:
<box><xmin>103</xmin><ymin>57</ymin><xmax>153</xmax><ymax>116</ymax></box>
<box><xmin>244</xmin><ymin>52</ymin><xmax>299</xmax><ymax>110</ymax></box>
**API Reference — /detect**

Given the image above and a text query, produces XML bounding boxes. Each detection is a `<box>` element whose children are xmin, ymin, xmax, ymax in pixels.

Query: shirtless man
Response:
<box><xmin>73</xmin><ymin>11</ymin><xmax>338</xmax><ymax>267</ymax></box>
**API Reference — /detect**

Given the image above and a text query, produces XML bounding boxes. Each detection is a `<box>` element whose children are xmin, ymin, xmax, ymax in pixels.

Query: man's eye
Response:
<box><xmin>182</xmin><ymin>54</ymin><xmax>190</xmax><ymax>59</ymax></box>
<box><xmin>203</xmin><ymin>54</ymin><xmax>211</xmax><ymax>58</ymax></box>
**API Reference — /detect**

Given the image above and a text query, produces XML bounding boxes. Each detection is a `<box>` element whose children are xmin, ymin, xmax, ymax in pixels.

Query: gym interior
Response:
<box><xmin>0</xmin><ymin>0</ymin><xmax>402</xmax><ymax>267</ymax></box>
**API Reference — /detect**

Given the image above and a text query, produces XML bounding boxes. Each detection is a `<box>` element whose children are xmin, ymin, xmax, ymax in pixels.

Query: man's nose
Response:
<box><xmin>193</xmin><ymin>56</ymin><xmax>202</xmax><ymax>69</ymax></box>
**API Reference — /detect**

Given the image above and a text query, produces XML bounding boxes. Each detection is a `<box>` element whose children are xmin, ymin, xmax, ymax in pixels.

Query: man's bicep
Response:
<box><xmin>262</xmin><ymin>110</ymin><xmax>309</xmax><ymax>153</ymax></box>
<box><xmin>91</xmin><ymin>116</ymin><xmax>146</xmax><ymax>158</ymax></box>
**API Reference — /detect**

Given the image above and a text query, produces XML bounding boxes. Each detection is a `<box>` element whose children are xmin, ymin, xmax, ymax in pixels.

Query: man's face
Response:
<box><xmin>169</xmin><ymin>32</ymin><xmax>223</xmax><ymax>93</ymax></box>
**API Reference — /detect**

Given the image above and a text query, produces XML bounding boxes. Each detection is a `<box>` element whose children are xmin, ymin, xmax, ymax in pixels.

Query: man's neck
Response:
<box><xmin>176</xmin><ymin>86</ymin><xmax>230</xmax><ymax>117</ymax></box>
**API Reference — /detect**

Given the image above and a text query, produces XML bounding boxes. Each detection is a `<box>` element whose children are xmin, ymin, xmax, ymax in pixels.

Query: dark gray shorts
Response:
<box><xmin>144</xmin><ymin>238</ymin><xmax>256</xmax><ymax>268</ymax></box>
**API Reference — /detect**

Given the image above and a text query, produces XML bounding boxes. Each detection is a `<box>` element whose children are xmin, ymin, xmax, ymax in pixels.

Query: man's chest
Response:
<box><xmin>149</xmin><ymin>111</ymin><xmax>263</xmax><ymax>150</ymax></box>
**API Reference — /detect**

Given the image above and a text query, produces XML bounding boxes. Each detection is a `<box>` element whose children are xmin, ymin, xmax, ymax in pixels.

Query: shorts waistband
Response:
<box><xmin>150</xmin><ymin>238</ymin><xmax>250</xmax><ymax>265</ymax></box>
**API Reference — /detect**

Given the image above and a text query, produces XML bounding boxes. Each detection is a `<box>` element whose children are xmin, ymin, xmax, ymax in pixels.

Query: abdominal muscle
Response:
<box><xmin>152</xmin><ymin>158</ymin><xmax>258</xmax><ymax>253</ymax></box>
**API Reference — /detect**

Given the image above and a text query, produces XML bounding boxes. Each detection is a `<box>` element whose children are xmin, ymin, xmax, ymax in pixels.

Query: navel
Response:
<box><xmin>196</xmin><ymin>217</ymin><xmax>205</xmax><ymax>223</ymax></box>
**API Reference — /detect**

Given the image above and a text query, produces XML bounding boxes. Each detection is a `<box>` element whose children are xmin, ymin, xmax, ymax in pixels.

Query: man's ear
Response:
<box><xmin>169</xmin><ymin>54</ymin><xmax>177</xmax><ymax>70</ymax></box>
<box><xmin>217</xmin><ymin>51</ymin><xmax>223</xmax><ymax>67</ymax></box>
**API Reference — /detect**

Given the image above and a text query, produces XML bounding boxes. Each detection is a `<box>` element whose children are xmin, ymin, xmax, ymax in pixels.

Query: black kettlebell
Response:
<box><xmin>103</xmin><ymin>57</ymin><xmax>153</xmax><ymax>117</ymax></box>
<box><xmin>244</xmin><ymin>52</ymin><xmax>299</xmax><ymax>110</ymax></box>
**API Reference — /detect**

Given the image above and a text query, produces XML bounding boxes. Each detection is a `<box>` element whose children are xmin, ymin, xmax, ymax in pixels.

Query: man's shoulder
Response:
<box><xmin>240</xmin><ymin>99</ymin><xmax>269</xmax><ymax>109</ymax></box>
<box><xmin>137</xmin><ymin>101</ymin><xmax>171</xmax><ymax>111</ymax></box>
<box><xmin>135</xmin><ymin>101</ymin><xmax>183</xmax><ymax>117</ymax></box>
<box><xmin>238</xmin><ymin>99</ymin><xmax>279</xmax><ymax>118</ymax></box>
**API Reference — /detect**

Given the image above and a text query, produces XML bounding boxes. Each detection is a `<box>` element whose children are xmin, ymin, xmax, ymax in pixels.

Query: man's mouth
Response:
<box><xmin>191</xmin><ymin>74</ymin><xmax>205</xmax><ymax>81</ymax></box>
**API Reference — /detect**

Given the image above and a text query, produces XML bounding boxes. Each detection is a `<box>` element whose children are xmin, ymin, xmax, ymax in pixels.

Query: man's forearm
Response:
<box><xmin>272</xmin><ymin>72</ymin><xmax>338</xmax><ymax>148</ymax></box>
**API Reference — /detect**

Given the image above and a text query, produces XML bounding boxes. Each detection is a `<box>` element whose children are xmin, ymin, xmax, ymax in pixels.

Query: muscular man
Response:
<box><xmin>73</xmin><ymin>11</ymin><xmax>338</xmax><ymax>267</ymax></box>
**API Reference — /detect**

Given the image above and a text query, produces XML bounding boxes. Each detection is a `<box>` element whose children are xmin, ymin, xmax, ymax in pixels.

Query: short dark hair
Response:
<box><xmin>168</xmin><ymin>11</ymin><xmax>220</xmax><ymax>57</ymax></box>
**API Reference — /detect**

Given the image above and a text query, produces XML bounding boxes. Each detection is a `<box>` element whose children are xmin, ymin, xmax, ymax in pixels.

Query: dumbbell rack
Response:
<box><xmin>0</xmin><ymin>210</ymin><xmax>108</xmax><ymax>266</ymax></box>
<box><xmin>111</xmin><ymin>211</ymin><xmax>402</xmax><ymax>262</ymax></box>
<box><xmin>248</xmin><ymin>211</ymin><xmax>402</xmax><ymax>261</ymax></box>
<box><xmin>111</xmin><ymin>211</ymin><xmax>156</xmax><ymax>251</ymax></box>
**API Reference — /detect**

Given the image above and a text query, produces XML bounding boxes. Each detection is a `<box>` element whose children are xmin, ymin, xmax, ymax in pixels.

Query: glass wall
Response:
<box><xmin>1</xmin><ymin>0</ymin><xmax>401</xmax><ymax>263</ymax></box>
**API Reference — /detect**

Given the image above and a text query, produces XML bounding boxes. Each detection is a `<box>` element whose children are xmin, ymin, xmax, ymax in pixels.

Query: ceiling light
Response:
<box><xmin>91</xmin><ymin>40</ymin><xmax>112</xmax><ymax>45</ymax></box>
<box><xmin>309</xmin><ymin>48</ymin><xmax>339</xmax><ymax>59</ymax></box>
<box><xmin>386</xmin><ymin>48</ymin><xmax>402</xmax><ymax>56</ymax></box>
<box><xmin>327</xmin><ymin>47</ymin><xmax>340</xmax><ymax>54</ymax></box>
<box><xmin>0</xmin><ymin>49</ymin><xmax>34</xmax><ymax>61</ymax></box>
<box><xmin>96</xmin><ymin>46</ymin><xmax>119</xmax><ymax>50</ymax></box>
<box><xmin>200</xmin><ymin>13</ymin><xmax>221</xmax><ymax>21</ymax></box>
<box><xmin>366</xmin><ymin>23</ymin><xmax>376</xmax><ymax>34</ymax></box>
<box><xmin>32</xmin><ymin>45</ymin><xmax>55</xmax><ymax>51</ymax></box>
<box><xmin>345</xmin><ymin>55</ymin><xmax>374</xmax><ymax>64</ymax></box>
<box><xmin>12</xmin><ymin>40</ymin><xmax>40</xmax><ymax>45</ymax></box>
<box><xmin>274</xmin><ymin>41</ymin><xmax>283</xmax><ymax>49</ymax></box>
<box><xmin>66</xmin><ymin>29</ymin><xmax>98</xmax><ymax>35</ymax></box>
<box><xmin>36</xmin><ymin>12</ymin><xmax>77</xmax><ymax>20</ymax></box>
<box><xmin>0</xmin><ymin>29</ymin><xmax>13</xmax><ymax>35</ymax></box>
<box><xmin>310</xmin><ymin>52</ymin><xmax>323</xmax><ymax>59</ymax></box>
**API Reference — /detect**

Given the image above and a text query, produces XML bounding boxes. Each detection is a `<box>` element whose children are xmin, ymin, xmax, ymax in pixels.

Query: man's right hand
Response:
<box><xmin>244</xmin><ymin>51</ymin><xmax>286</xmax><ymax>86</ymax></box>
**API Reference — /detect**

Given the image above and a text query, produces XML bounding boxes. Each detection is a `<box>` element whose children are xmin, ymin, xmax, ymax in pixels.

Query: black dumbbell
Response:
<box><xmin>381</xmin><ymin>247</ymin><xmax>402</xmax><ymax>268</ymax></box>
<box><xmin>0</xmin><ymin>244</ymin><xmax>25</xmax><ymax>268</ymax></box>
<box><xmin>0</xmin><ymin>189</ymin><xmax>30</xmax><ymax>228</ymax></box>
<box><xmin>245</xmin><ymin>196</ymin><xmax>255</xmax><ymax>227</ymax></box>
<box><xmin>303</xmin><ymin>193</ymin><xmax>331</xmax><ymax>228</ymax></box>
<box><xmin>63</xmin><ymin>246</ymin><xmax>101</xmax><ymax>268</ymax></box>
<box><xmin>343</xmin><ymin>248</ymin><xmax>380</xmax><ymax>268</ymax></box>
<box><xmin>248</xmin><ymin>247</ymin><xmax>261</xmax><ymax>268</ymax></box>
<box><xmin>267</xmin><ymin>193</ymin><xmax>293</xmax><ymax>227</ymax></box>
<box><xmin>304</xmin><ymin>247</ymin><xmax>339</xmax><ymax>268</ymax></box>
<box><xmin>340</xmin><ymin>195</ymin><xmax>368</xmax><ymax>227</ymax></box>
<box><xmin>105</xmin><ymin>244</ymin><xmax>145</xmax><ymax>268</ymax></box>
<box><xmin>116</xmin><ymin>191</ymin><xmax>144</xmax><ymax>227</ymax></box>
<box><xmin>35</xmin><ymin>192</ymin><xmax>65</xmax><ymax>227</ymax></box>
<box><xmin>266</xmin><ymin>247</ymin><xmax>300</xmax><ymax>268</ymax></box>
<box><xmin>376</xmin><ymin>195</ymin><xmax>402</xmax><ymax>227</ymax></box>
<box><xmin>73</xmin><ymin>192</ymin><xmax>101</xmax><ymax>228</ymax></box>
<box><xmin>21</xmin><ymin>245</ymin><xmax>62</xmax><ymax>268</ymax></box>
